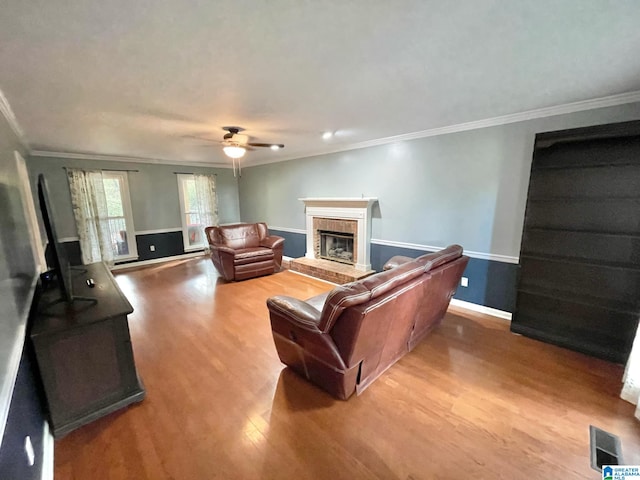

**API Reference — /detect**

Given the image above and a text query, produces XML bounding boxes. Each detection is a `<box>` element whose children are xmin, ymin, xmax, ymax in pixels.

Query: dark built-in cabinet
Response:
<box><xmin>30</xmin><ymin>262</ymin><xmax>145</xmax><ymax>437</ymax></box>
<box><xmin>512</xmin><ymin>120</ymin><xmax>640</xmax><ymax>364</ymax></box>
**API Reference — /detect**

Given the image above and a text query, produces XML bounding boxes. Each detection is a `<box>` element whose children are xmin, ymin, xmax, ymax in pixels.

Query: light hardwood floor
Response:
<box><xmin>54</xmin><ymin>257</ymin><xmax>640</xmax><ymax>479</ymax></box>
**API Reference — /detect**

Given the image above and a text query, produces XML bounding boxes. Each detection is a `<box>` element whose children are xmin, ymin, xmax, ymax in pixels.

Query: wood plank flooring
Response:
<box><xmin>54</xmin><ymin>257</ymin><xmax>640</xmax><ymax>479</ymax></box>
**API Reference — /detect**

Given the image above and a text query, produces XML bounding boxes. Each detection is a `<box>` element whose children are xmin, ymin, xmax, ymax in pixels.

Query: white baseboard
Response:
<box><xmin>111</xmin><ymin>251</ymin><xmax>205</xmax><ymax>270</ymax></box>
<box><xmin>41</xmin><ymin>420</ymin><xmax>54</xmax><ymax>480</ymax></box>
<box><xmin>449</xmin><ymin>298</ymin><xmax>512</xmax><ymax>321</ymax></box>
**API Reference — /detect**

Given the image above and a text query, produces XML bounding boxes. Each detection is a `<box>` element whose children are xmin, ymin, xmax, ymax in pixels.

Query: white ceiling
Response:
<box><xmin>1</xmin><ymin>0</ymin><xmax>640</xmax><ymax>167</ymax></box>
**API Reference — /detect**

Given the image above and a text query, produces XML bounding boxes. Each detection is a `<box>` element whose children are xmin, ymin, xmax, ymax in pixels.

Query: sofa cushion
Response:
<box><xmin>417</xmin><ymin>244</ymin><xmax>463</xmax><ymax>272</ymax></box>
<box><xmin>382</xmin><ymin>255</ymin><xmax>414</xmax><ymax>271</ymax></box>
<box><xmin>361</xmin><ymin>260</ymin><xmax>425</xmax><ymax>299</ymax></box>
<box><xmin>306</xmin><ymin>291</ymin><xmax>330</xmax><ymax>312</ymax></box>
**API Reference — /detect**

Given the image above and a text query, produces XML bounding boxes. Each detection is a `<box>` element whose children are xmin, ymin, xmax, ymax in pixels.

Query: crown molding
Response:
<box><xmin>0</xmin><ymin>88</ymin><xmax>27</xmax><ymax>146</ymax></box>
<box><xmin>15</xmin><ymin>89</ymin><xmax>640</xmax><ymax>170</ymax></box>
<box><xmin>30</xmin><ymin>150</ymin><xmax>233</xmax><ymax>169</ymax></box>
<box><xmin>246</xmin><ymin>89</ymin><xmax>640</xmax><ymax>168</ymax></box>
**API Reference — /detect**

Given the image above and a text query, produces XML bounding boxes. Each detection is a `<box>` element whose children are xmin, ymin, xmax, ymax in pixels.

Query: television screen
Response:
<box><xmin>37</xmin><ymin>174</ymin><xmax>72</xmax><ymax>303</ymax></box>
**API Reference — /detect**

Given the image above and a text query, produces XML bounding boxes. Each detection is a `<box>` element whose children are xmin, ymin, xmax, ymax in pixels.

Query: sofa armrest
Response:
<box><xmin>267</xmin><ymin>296</ymin><xmax>322</xmax><ymax>332</ymax></box>
<box><xmin>261</xmin><ymin>235</ymin><xmax>285</xmax><ymax>250</ymax></box>
<box><xmin>383</xmin><ymin>255</ymin><xmax>414</xmax><ymax>271</ymax></box>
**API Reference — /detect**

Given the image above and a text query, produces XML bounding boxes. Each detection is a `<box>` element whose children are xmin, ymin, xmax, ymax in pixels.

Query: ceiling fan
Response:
<box><xmin>184</xmin><ymin>127</ymin><xmax>284</xmax><ymax>176</ymax></box>
<box><xmin>221</xmin><ymin>126</ymin><xmax>284</xmax><ymax>155</ymax></box>
<box><xmin>192</xmin><ymin>127</ymin><xmax>284</xmax><ymax>176</ymax></box>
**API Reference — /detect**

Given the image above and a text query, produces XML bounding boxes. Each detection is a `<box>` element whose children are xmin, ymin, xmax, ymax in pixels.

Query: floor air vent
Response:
<box><xmin>590</xmin><ymin>425</ymin><xmax>623</xmax><ymax>472</ymax></box>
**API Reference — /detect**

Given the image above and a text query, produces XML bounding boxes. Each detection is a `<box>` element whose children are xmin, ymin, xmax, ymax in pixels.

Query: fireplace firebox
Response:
<box><xmin>319</xmin><ymin>230</ymin><xmax>355</xmax><ymax>264</ymax></box>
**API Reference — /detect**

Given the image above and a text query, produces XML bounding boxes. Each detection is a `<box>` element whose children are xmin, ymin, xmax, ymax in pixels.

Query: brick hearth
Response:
<box><xmin>290</xmin><ymin>257</ymin><xmax>374</xmax><ymax>284</ymax></box>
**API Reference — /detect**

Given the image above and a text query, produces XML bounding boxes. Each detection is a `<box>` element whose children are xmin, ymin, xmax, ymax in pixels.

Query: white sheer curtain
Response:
<box><xmin>67</xmin><ymin>168</ymin><xmax>114</xmax><ymax>265</ymax></box>
<box><xmin>621</xmin><ymin>322</ymin><xmax>640</xmax><ymax>421</ymax></box>
<box><xmin>193</xmin><ymin>174</ymin><xmax>218</xmax><ymax>249</ymax></box>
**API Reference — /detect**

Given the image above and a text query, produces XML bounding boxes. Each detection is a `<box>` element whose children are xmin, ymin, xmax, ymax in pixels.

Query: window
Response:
<box><xmin>102</xmin><ymin>172</ymin><xmax>137</xmax><ymax>260</ymax></box>
<box><xmin>176</xmin><ymin>174</ymin><xmax>218</xmax><ymax>251</ymax></box>
<box><xmin>68</xmin><ymin>168</ymin><xmax>138</xmax><ymax>264</ymax></box>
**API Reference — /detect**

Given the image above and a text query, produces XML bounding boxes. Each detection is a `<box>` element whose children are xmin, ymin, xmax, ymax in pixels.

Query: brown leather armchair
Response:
<box><xmin>205</xmin><ymin>223</ymin><xmax>285</xmax><ymax>281</ymax></box>
<box><xmin>267</xmin><ymin>245</ymin><xmax>468</xmax><ymax>399</ymax></box>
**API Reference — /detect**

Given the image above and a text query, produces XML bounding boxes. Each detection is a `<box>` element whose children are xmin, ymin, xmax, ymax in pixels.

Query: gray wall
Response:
<box><xmin>26</xmin><ymin>156</ymin><xmax>240</xmax><ymax>239</ymax></box>
<box><xmin>0</xmin><ymin>112</ymin><xmax>46</xmax><ymax>479</ymax></box>
<box><xmin>239</xmin><ymin>102</ymin><xmax>640</xmax><ymax>258</ymax></box>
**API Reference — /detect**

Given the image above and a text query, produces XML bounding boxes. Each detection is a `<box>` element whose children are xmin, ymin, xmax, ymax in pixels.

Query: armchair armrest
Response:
<box><xmin>266</xmin><ymin>296</ymin><xmax>322</xmax><ymax>332</ymax></box>
<box><xmin>261</xmin><ymin>235</ymin><xmax>285</xmax><ymax>249</ymax></box>
<box><xmin>383</xmin><ymin>255</ymin><xmax>414</xmax><ymax>271</ymax></box>
<box><xmin>208</xmin><ymin>243</ymin><xmax>237</xmax><ymax>281</ymax></box>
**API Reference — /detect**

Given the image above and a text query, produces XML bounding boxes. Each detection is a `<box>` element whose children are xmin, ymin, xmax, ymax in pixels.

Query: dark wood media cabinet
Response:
<box><xmin>30</xmin><ymin>262</ymin><xmax>145</xmax><ymax>438</ymax></box>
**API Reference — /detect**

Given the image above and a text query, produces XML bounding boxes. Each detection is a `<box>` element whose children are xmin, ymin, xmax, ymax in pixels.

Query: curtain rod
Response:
<box><xmin>62</xmin><ymin>167</ymin><xmax>139</xmax><ymax>172</ymax></box>
<box><xmin>173</xmin><ymin>172</ymin><xmax>217</xmax><ymax>175</ymax></box>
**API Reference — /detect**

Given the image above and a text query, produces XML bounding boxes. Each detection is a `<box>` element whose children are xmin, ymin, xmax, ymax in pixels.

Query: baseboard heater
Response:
<box><xmin>590</xmin><ymin>425</ymin><xmax>623</xmax><ymax>472</ymax></box>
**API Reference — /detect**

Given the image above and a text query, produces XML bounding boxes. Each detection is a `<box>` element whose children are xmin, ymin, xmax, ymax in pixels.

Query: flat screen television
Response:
<box><xmin>37</xmin><ymin>174</ymin><xmax>95</xmax><ymax>310</ymax></box>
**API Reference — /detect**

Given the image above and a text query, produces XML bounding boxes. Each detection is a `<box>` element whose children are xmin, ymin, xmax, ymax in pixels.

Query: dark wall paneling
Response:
<box><xmin>370</xmin><ymin>243</ymin><xmax>427</xmax><ymax>271</ymax></box>
<box><xmin>64</xmin><ymin>232</ymin><xmax>202</xmax><ymax>268</ymax></box>
<box><xmin>265</xmin><ymin>230</ymin><xmax>517</xmax><ymax>313</ymax></box>
<box><xmin>0</xmin><ymin>347</ymin><xmax>46</xmax><ymax>480</ymax></box>
<box><xmin>134</xmin><ymin>231</ymin><xmax>184</xmax><ymax>261</ymax></box>
<box><xmin>371</xmin><ymin>243</ymin><xmax>517</xmax><ymax>313</ymax></box>
<box><xmin>513</xmin><ymin>119</ymin><xmax>640</xmax><ymax>363</ymax></box>
<box><xmin>269</xmin><ymin>229</ymin><xmax>306</xmax><ymax>259</ymax></box>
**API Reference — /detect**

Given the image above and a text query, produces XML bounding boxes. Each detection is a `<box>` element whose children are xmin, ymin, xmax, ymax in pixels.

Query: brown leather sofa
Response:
<box><xmin>267</xmin><ymin>245</ymin><xmax>469</xmax><ymax>399</ymax></box>
<box><xmin>205</xmin><ymin>223</ymin><xmax>285</xmax><ymax>281</ymax></box>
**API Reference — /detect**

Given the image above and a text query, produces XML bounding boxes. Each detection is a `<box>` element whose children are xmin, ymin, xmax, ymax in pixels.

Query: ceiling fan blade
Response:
<box><xmin>182</xmin><ymin>134</ymin><xmax>218</xmax><ymax>142</ymax></box>
<box><xmin>247</xmin><ymin>143</ymin><xmax>285</xmax><ymax>149</ymax></box>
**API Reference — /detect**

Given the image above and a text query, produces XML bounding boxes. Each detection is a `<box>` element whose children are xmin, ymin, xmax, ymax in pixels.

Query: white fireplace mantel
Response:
<box><xmin>299</xmin><ymin>197</ymin><xmax>378</xmax><ymax>209</ymax></box>
<box><xmin>300</xmin><ymin>197</ymin><xmax>378</xmax><ymax>271</ymax></box>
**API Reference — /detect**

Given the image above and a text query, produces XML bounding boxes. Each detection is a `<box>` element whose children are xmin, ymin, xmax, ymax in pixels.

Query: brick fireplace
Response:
<box><xmin>300</xmin><ymin>197</ymin><xmax>377</xmax><ymax>271</ymax></box>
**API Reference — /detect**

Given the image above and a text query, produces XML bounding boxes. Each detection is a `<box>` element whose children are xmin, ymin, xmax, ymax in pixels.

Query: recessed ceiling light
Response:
<box><xmin>270</xmin><ymin>145</ymin><xmax>280</xmax><ymax>151</ymax></box>
<box><xmin>322</xmin><ymin>131</ymin><xmax>333</xmax><ymax>140</ymax></box>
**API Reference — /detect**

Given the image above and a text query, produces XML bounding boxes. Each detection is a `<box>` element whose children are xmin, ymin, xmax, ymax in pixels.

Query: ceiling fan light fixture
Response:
<box><xmin>270</xmin><ymin>145</ymin><xmax>280</xmax><ymax>151</ymax></box>
<box><xmin>223</xmin><ymin>145</ymin><xmax>246</xmax><ymax>159</ymax></box>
